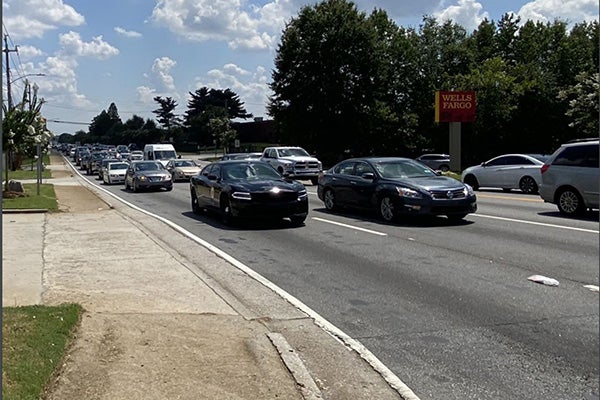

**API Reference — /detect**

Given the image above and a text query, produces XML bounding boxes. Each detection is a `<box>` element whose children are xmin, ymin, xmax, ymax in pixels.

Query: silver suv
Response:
<box><xmin>539</xmin><ymin>139</ymin><xmax>599</xmax><ymax>216</ymax></box>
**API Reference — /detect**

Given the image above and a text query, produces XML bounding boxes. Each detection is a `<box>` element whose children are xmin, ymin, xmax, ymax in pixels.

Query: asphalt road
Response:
<box><xmin>75</xmin><ymin>163</ymin><xmax>599</xmax><ymax>400</ymax></box>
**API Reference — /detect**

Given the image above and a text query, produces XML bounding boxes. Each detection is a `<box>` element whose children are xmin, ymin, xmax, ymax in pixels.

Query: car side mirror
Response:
<box><xmin>361</xmin><ymin>172</ymin><xmax>375</xmax><ymax>180</ymax></box>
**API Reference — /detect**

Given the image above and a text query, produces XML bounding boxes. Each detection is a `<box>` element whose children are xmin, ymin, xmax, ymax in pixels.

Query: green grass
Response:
<box><xmin>4</xmin><ymin>154</ymin><xmax>52</xmax><ymax>180</ymax></box>
<box><xmin>2</xmin><ymin>184</ymin><xmax>58</xmax><ymax>210</ymax></box>
<box><xmin>2</xmin><ymin>304</ymin><xmax>83</xmax><ymax>400</ymax></box>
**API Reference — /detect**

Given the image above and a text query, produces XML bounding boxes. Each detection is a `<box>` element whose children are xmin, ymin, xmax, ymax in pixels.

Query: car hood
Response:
<box><xmin>137</xmin><ymin>171</ymin><xmax>170</xmax><ymax>177</ymax></box>
<box><xmin>279</xmin><ymin>156</ymin><xmax>319</xmax><ymax>162</ymax></box>
<box><xmin>109</xmin><ymin>168</ymin><xmax>128</xmax><ymax>173</ymax></box>
<box><xmin>175</xmin><ymin>166</ymin><xmax>200</xmax><ymax>173</ymax></box>
<box><xmin>230</xmin><ymin>179</ymin><xmax>303</xmax><ymax>192</ymax></box>
<box><xmin>385</xmin><ymin>176</ymin><xmax>467</xmax><ymax>191</ymax></box>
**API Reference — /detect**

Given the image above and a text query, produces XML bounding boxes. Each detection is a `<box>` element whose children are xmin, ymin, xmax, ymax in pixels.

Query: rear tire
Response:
<box><xmin>439</xmin><ymin>165</ymin><xmax>449</xmax><ymax>172</ymax></box>
<box><xmin>463</xmin><ymin>175</ymin><xmax>479</xmax><ymax>190</ymax></box>
<box><xmin>323</xmin><ymin>189</ymin><xmax>337</xmax><ymax>211</ymax></box>
<box><xmin>557</xmin><ymin>188</ymin><xmax>585</xmax><ymax>216</ymax></box>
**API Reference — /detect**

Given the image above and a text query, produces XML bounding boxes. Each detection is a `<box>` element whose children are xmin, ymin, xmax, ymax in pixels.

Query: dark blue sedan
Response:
<box><xmin>190</xmin><ymin>160</ymin><xmax>308</xmax><ymax>225</ymax></box>
<box><xmin>317</xmin><ymin>157</ymin><xmax>477</xmax><ymax>222</ymax></box>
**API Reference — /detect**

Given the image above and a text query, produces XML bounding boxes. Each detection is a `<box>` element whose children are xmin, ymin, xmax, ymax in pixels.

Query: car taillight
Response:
<box><xmin>540</xmin><ymin>164</ymin><xmax>550</xmax><ymax>174</ymax></box>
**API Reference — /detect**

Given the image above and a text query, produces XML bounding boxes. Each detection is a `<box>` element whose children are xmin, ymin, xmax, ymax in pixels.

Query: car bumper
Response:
<box><xmin>287</xmin><ymin>169</ymin><xmax>322</xmax><ymax>179</ymax></box>
<box><xmin>230</xmin><ymin>198</ymin><xmax>309</xmax><ymax>219</ymax></box>
<box><xmin>136</xmin><ymin>179</ymin><xmax>173</xmax><ymax>190</ymax></box>
<box><xmin>394</xmin><ymin>196</ymin><xmax>477</xmax><ymax>216</ymax></box>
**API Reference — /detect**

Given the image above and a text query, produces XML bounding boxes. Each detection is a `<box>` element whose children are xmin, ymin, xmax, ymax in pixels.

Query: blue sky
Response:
<box><xmin>3</xmin><ymin>0</ymin><xmax>598</xmax><ymax>135</ymax></box>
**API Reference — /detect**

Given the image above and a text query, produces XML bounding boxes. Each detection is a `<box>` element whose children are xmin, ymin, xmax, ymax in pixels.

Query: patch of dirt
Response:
<box><xmin>53</xmin><ymin>185</ymin><xmax>111</xmax><ymax>213</ymax></box>
<box><xmin>3</xmin><ymin>190</ymin><xmax>28</xmax><ymax>198</ymax></box>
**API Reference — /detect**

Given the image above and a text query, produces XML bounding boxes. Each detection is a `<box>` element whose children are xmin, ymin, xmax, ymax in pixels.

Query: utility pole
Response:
<box><xmin>3</xmin><ymin>35</ymin><xmax>18</xmax><ymax>110</ymax></box>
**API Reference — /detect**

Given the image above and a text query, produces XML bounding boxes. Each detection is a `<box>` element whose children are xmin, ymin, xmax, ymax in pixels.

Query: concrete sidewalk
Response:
<box><xmin>2</xmin><ymin>155</ymin><xmax>410</xmax><ymax>400</ymax></box>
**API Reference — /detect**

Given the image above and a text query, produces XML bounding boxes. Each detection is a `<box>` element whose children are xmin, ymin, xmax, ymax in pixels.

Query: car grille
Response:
<box><xmin>430</xmin><ymin>188</ymin><xmax>466</xmax><ymax>199</ymax></box>
<box><xmin>294</xmin><ymin>161</ymin><xmax>320</xmax><ymax>170</ymax></box>
<box><xmin>252</xmin><ymin>191</ymin><xmax>298</xmax><ymax>202</ymax></box>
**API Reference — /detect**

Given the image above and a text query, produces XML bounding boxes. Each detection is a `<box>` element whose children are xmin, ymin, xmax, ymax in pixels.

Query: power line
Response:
<box><xmin>46</xmin><ymin>119</ymin><xmax>90</xmax><ymax>126</ymax></box>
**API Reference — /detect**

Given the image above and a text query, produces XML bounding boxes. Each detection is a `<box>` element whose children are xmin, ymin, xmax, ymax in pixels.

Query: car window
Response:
<box><xmin>223</xmin><ymin>163</ymin><xmax>280</xmax><ymax>180</ymax></box>
<box><xmin>334</xmin><ymin>161</ymin><xmax>355</xmax><ymax>175</ymax></box>
<box><xmin>175</xmin><ymin>160</ymin><xmax>196</xmax><ymax>167</ymax></box>
<box><xmin>504</xmin><ymin>156</ymin><xmax>535</xmax><ymax>165</ymax></box>
<box><xmin>375</xmin><ymin>160</ymin><xmax>436</xmax><ymax>179</ymax></box>
<box><xmin>553</xmin><ymin>144</ymin><xmax>599</xmax><ymax>168</ymax></box>
<box><xmin>201</xmin><ymin>164</ymin><xmax>213</xmax><ymax>176</ymax></box>
<box><xmin>278</xmin><ymin>148</ymin><xmax>309</xmax><ymax>157</ymax></box>
<box><xmin>353</xmin><ymin>162</ymin><xmax>374</xmax><ymax>177</ymax></box>
<box><xmin>485</xmin><ymin>157</ymin><xmax>507</xmax><ymax>166</ymax></box>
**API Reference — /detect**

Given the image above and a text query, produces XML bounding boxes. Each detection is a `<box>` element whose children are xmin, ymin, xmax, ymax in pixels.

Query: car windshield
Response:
<box><xmin>375</xmin><ymin>160</ymin><xmax>437</xmax><ymax>179</ymax></box>
<box><xmin>136</xmin><ymin>162</ymin><xmax>163</xmax><ymax>171</ymax></box>
<box><xmin>174</xmin><ymin>160</ymin><xmax>196</xmax><ymax>167</ymax></box>
<box><xmin>278</xmin><ymin>148</ymin><xmax>309</xmax><ymax>157</ymax></box>
<box><xmin>109</xmin><ymin>163</ymin><xmax>129</xmax><ymax>170</ymax></box>
<box><xmin>154</xmin><ymin>150</ymin><xmax>177</xmax><ymax>160</ymax></box>
<box><xmin>223</xmin><ymin>163</ymin><xmax>281</xmax><ymax>180</ymax></box>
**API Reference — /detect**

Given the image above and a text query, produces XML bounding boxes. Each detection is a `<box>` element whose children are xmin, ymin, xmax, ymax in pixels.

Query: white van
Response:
<box><xmin>143</xmin><ymin>144</ymin><xmax>178</xmax><ymax>167</ymax></box>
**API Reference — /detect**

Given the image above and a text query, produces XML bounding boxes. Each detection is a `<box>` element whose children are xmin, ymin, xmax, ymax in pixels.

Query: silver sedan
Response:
<box><xmin>461</xmin><ymin>154</ymin><xmax>546</xmax><ymax>194</ymax></box>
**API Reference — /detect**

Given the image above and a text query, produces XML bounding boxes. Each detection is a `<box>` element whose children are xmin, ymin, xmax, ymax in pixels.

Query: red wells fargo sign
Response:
<box><xmin>435</xmin><ymin>91</ymin><xmax>476</xmax><ymax>123</ymax></box>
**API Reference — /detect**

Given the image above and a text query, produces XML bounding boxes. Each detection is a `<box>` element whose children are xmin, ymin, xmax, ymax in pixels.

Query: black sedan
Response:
<box><xmin>190</xmin><ymin>160</ymin><xmax>308</xmax><ymax>225</ymax></box>
<box><xmin>317</xmin><ymin>157</ymin><xmax>477</xmax><ymax>222</ymax></box>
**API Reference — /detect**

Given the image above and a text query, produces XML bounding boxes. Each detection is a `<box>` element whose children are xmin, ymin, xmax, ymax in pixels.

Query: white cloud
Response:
<box><xmin>16</xmin><ymin>45</ymin><xmax>45</xmax><ymax>60</ymax></box>
<box><xmin>114</xmin><ymin>27</ymin><xmax>143</xmax><ymax>38</ymax></box>
<box><xmin>149</xmin><ymin>0</ymin><xmax>287</xmax><ymax>50</ymax></box>
<box><xmin>434</xmin><ymin>0</ymin><xmax>489</xmax><ymax>31</ymax></box>
<box><xmin>59</xmin><ymin>31</ymin><xmax>120</xmax><ymax>59</ymax></box>
<box><xmin>4</xmin><ymin>0</ymin><xmax>84</xmax><ymax>39</ymax></box>
<box><xmin>517</xmin><ymin>0</ymin><xmax>598</xmax><ymax>25</ymax></box>
<box><xmin>137</xmin><ymin>57</ymin><xmax>179</xmax><ymax>104</ymax></box>
<box><xmin>37</xmin><ymin>55</ymin><xmax>93</xmax><ymax>108</ymax></box>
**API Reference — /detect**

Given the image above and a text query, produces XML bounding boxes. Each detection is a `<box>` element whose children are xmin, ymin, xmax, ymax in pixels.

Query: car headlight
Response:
<box><xmin>283</xmin><ymin>163</ymin><xmax>294</xmax><ymax>171</ymax></box>
<box><xmin>317</xmin><ymin>161</ymin><xmax>322</xmax><ymax>169</ymax></box>
<box><xmin>464</xmin><ymin>184</ymin><xmax>474</xmax><ymax>196</ymax></box>
<box><xmin>138</xmin><ymin>175</ymin><xmax>148</xmax><ymax>181</ymax></box>
<box><xmin>232</xmin><ymin>192</ymin><xmax>252</xmax><ymax>200</ymax></box>
<box><xmin>395</xmin><ymin>187</ymin><xmax>423</xmax><ymax>199</ymax></box>
<box><xmin>297</xmin><ymin>189</ymin><xmax>307</xmax><ymax>200</ymax></box>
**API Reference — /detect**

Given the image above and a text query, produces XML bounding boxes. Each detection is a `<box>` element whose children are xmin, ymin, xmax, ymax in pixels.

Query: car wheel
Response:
<box><xmin>463</xmin><ymin>174</ymin><xmax>479</xmax><ymax>190</ymax></box>
<box><xmin>323</xmin><ymin>189</ymin><xmax>337</xmax><ymax>211</ymax></box>
<box><xmin>191</xmin><ymin>189</ymin><xmax>201</xmax><ymax>214</ymax></box>
<box><xmin>166</xmin><ymin>185</ymin><xmax>173</xmax><ymax>191</ymax></box>
<box><xmin>519</xmin><ymin>176</ymin><xmax>538</xmax><ymax>194</ymax></box>
<box><xmin>290</xmin><ymin>215</ymin><xmax>306</xmax><ymax>226</ymax></box>
<box><xmin>440</xmin><ymin>165</ymin><xmax>449</xmax><ymax>172</ymax></box>
<box><xmin>379</xmin><ymin>196</ymin><xmax>396</xmax><ymax>222</ymax></box>
<box><xmin>447</xmin><ymin>213</ymin><xmax>467</xmax><ymax>222</ymax></box>
<box><xmin>310</xmin><ymin>177</ymin><xmax>318</xmax><ymax>185</ymax></box>
<box><xmin>557</xmin><ymin>188</ymin><xmax>585</xmax><ymax>216</ymax></box>
<box><xmin>220</xmin><ymin>196</ymin><xmax>235</xmax><ymax>225</ymax></box>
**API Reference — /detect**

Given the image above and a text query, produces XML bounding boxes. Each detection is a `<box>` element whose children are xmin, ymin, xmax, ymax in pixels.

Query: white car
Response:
<box><xmin>103</xmin><ymin>162</ymin><xmax>129</xmax><ymax>185</ymax></box>
<box><xmin>461</xmin><ymin>154</ymin><xmax>546</xmax><ymax>194</ymax></box>
<box><xmin>165</xmin><ymin>159</ymin><xmax>201</xmax><ymax>181</ymax></box>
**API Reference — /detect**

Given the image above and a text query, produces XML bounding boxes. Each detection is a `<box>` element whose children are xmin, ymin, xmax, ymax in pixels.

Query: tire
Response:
<box><xmin>379</xmin><ymin>196</ymin><xmax>396</xmax><ymax>222</ymax></box>
<box><xmin>447</xmin><ymin>213</ymin><xmax>468</xmax><ymax>222</ymax></box>
<box><xmin>557</xmin><ymin>188</ymin><xmax>585</xmax><ymax>216</ymax></box>
<box><xmin>519</xmin><ymin>176</ymin><xmax>538</xmax><ymax>194</ymax></box>
<box><xmin>323</xmin><ymin>189</ymin><xmax>337</xmax><ymax>211</ymax></box>
<box><xmin>310</xmin><ymin>177</ymin><xmax>318</xmax><ymax>185</ymax></box>
<box><xmin>166</xmin><ymin>185</ymin><xmax>173</xmax><ymax>191</ymax></box>
<box><xmin>440</xmin><ymin>165</ymin><xmax>449</xmax><ymax>172</ymax></box>
<box><xmin>220</xmin><ymin>196</ymin><xmax>234</xmax><ymax>225</ymax></box>
<box><xmin>191</xmin><ymin>189</ymin><xmax>201</xmax><ymax>215</ymax></box>
<box><xmin>290</xmin><ymin>215</ymin><xmax>306</xmax><ymax>226</ymax></box>
<box><xmin>463</xmin><ymin>175</ymin><xmax>479</xmax><ymax>190</ymax></box>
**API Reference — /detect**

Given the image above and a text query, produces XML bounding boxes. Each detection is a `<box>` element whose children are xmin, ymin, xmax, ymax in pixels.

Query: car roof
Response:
<box><xmin>341</xmin><ymin>157</ymin><xmax>413</xmax><ymax>163</ymax></box>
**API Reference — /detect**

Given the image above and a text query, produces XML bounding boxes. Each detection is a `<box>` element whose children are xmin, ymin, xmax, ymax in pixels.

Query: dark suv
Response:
<box><xmin>539</xmin><ymin>139</ymin><xmax>599</xmax><ymax>216</ymax></box>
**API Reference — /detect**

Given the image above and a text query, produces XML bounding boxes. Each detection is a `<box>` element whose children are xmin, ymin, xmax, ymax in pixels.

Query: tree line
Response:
<box><xmin>57</xmin><ymin>0</ymin><xmax>598</xmax><ymax>167</ymax></box>
<box><xmin>269</xmin><ymin>0</ymin><xmax>599</xmax><ymax>165</ymax></box>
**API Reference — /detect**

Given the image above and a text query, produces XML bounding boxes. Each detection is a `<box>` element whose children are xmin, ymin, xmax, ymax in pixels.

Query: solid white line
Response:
<box><xmin>473</xmin><ymin>213</ymin><xmax>599</xmax><ymax>234</ymax></box>
<box><xmin>583</xmin><ymin>285</ymin><xmax>599</xmax><ymax>292</ymax></box>
<box><xmin>312</xmin><ymin>217</ymin><xmax>388</xmax><ymax>236</ymax></box>
<box><xmin>66</xmin><ymin>160</ymin><xmax>419</xmax><ymax>400</ymax></box>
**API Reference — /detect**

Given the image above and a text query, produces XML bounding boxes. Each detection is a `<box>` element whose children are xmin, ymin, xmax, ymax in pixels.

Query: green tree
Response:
<box><xmin>204</xmin><ymin>107</ymin><xmax>237</xmax><ymax>153</ymax></box>
<box><xmin>152</xmin><ymin>96</ymin><xmax>180</xmax><ymax>132</ymax></box>
<box><xmin>558</xmin><ymin>71</ymin><xmax>599</xmax><ymax>138</ymax></box>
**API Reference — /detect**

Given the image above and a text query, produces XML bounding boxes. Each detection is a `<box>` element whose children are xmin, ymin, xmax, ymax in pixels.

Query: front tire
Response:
<box><xmin>557</xmin><ymin>188</ymin><xmax>585</xmax><ymax>216</ymax></box>
<box><xmin>310</xmin><ymin>177</ymin><xmax>318</xmax><ymax>185</ymax></box>
<box><xmin>290</xmin><ymin>215</ymin><xmax>306</xmax><ymax>226</ymax></box>
<box><xmin>379</xmin><ymin>196</ymin><xmax>396</xmax><ymax>222</ymax></box>
<box><xmin>191</xmin><ymin>189</ymin><xmax>201</xmax><ymax>214</ymax></box>
<box><xmin>519</xmin><ymin>176</ymin><xmax>538</xmax><ymax>194</ymax></box>
<box><xmin>220</xmin><ymin>196</ymin><xmax>235</xmax><ymax>225</ymax></box>
<box><xmin>447</xmin><ymin>213</ymin><xmax>468</xmax><ymax>222</ymax></box>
